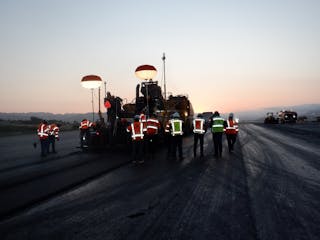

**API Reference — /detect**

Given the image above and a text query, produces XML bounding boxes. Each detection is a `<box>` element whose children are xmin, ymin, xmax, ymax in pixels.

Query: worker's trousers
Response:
<box><xmin>212</xmin><ymin>132</ymin><xmax>223</xmax><ymax>157</ymax></box>
<box><xmin>172</xmin><ymin>135</ymin><xmax>183</xmax><ymax>160</ymax></box>
<box><xmin>194</xmin><ymin>133</ymin><xmax>204</xmax><ymax>157</ymax></box>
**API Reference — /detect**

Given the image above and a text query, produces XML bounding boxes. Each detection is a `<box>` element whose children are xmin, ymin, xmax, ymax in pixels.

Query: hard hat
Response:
<box><xmin>134</xmin><ymin>115</ymin><xmax>140</xmax><ymax>120</ymax></box>
<box><xmin>173</xmin><ymin>112</ymin><xmax>180</xmax><ymax>118</ymax></box>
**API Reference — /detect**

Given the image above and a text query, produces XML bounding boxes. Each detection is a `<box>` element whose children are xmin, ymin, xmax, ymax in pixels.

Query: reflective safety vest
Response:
<box><xmin>193</xmin><ymin>118</ymin><xmax>205</xmax><ymax>134</ymax></box>
<box><xmin>37</xmin><ymin>123</ymin><xmax>49</xmax><ymax>140</ymax></box>
<box><xmin>165</xmin><ymin>120</ymin><xmax>171</xmax><ymax>134</ymax></box>
<box><xmin>139</xmin><ymin>114</ymin><xmax>147</xmax><ymax>132</ymax></box>
<box><xmin>146</xmin><ymin>117</ymin><xmax>160</xmax><ymax>135</ymax></box>
<box><xmin>170</xmin><ymin>119</ymin><xmax>183</xmax><ymax>136</ymax></box>
<box><xmin>211</xmin><ymin>117</ymin><xmax>224</xmax><ymax>133</ymax></box>
<box><xmin>127</xmin><ymin>122</ymin><xmax>144</xmax><ymax>141</ymax></box>
<box><xmin>49</xmin><ymin>124</ymin><xmax>60</xmax><ymax>138</ymax></box>
<box><xmin>79</xmin><ymin>120</ymin><xmax>91</xmax><ymax>130</ymax></box>
<box><xmin>225</xmin><ymin>119</ymin><xmax>238</xmax><ymax>135</ymax></box>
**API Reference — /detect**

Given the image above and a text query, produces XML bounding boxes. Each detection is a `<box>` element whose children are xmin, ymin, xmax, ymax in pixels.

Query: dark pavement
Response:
<box><xmin>0</xmin><ymin>123</ymin><xmax>319</xmax><ymax>239</ymax></box>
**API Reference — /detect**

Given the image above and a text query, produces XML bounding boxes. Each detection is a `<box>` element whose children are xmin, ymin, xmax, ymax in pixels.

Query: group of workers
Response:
<box><xmin>37</xmin><ymin>111</ymin><xmax>238</xmax><ymax>161</ymax></box>
<box><xmin>208</xmin><ymin>111</ymin><xmax>239</xmax><ymax>157</ymax></box>
<box><xmin>126</xmin><ymin>110</ymin><xmax>239</xmax><ymax>164</ymax></box>
<box><xmin>126</xmin><ymin>112</ymin><xmax>161</xmax><ymax>164</ymax></box>
<box><xmin>36</xmin><ymin>120</ymin><xmax>60</xmax><ymax>157</ymax></box>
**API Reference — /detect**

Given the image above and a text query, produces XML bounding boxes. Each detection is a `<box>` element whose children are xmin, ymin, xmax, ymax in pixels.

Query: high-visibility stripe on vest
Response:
<box><xmin>79</xmin><ymin>120</ymin><xmax>90</xmax><ymax>129</ymax></box>
<box><xmin>37</xmin><ymin>123</ymin><xmax>49</xmax><ymax>139</ymax></box>
<box><xmin>193</xmin><ymin>118</ymin><xmax>205</xmax><ymax>134</ymax></box>
<box><xmin>146</xmin><ymin>118</ymin><xmax>160</xmax><ymax>135</ymax></box>
<box><xmin>139</xmin><ymin>114</ymin><xmax>147</xmax><ymax>132</ymax></box>
<box><xmin>225</xmin><ymin>120</ymin><xmax>238</xmax><ymax>134</ymax></box>
<box><xmin>211</xmin><ymin>117</ymin><xmax>224</xmax><ymax>133</ymax></box>
<box><xmin>165</xmin><ymin>121</ymin><xmax>170</xmax><ymax>133</ymax></box>
<box><xmin>52</xmin><ymin>126</ymin><xmax>59</xmax><ymax>138</ymax></box>
<box><xmin>49</xmin><ymin>124</ymin><xmax>60</xmax><ymax>139</ymax></box>
<box><xmin>171</xmin><ymin>119</ymin><xmax>183</xmax><ymax>136</ymax></box>
<box><xmin>129</xmin><ymin>122</ymin><xmax>144</xmax><ymax>140</ymax></box>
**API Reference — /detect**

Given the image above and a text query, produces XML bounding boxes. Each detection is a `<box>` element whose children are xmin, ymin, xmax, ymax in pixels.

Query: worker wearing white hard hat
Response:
<box><xmin>166</xmin><ymin>112</ymin><xmax>184</xmax><ymax>160</ymax></box>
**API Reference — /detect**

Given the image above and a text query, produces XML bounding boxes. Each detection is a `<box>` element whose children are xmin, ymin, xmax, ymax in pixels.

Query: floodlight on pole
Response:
<box><xmin>135</xmin><ymin>65</ymin><xmax>157</xmax><ymax>80</ymax></box>
<box><xmin>135</xmin><ymin>65</ymin><xmax>157</xmax><ymax>117</ymax></box>
<box><xmin>81</xmin><ymin>75</ymin><xmax>102</xmax><ymax>122</ymax></box>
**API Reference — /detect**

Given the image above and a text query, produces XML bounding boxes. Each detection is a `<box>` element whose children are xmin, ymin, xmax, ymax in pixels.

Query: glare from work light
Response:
<box><xmin>135</xmin><ymin>65</ymin><xmax>157</xmax><ymax>80</ymax></box>
<box><xmin>81</xmin><ymin>75</ymin><xmax>102</xmax><ymax>89</ymax></box>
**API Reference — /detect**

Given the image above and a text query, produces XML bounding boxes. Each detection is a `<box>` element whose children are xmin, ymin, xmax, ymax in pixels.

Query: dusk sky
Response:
<box><xmin>0</xmin><ymin>0</ymin><xmax>319</xmax><ymax>114</ymax></box>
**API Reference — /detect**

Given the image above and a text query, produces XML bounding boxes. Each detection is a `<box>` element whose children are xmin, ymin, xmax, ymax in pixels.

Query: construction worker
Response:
<box><xmin>48</xmin><ymin>123</ymin><xmax>60</xmax><ymax>153</ymax></box>
<box><xmin>37</xmin><ymin>120</ymin><xmax>49</xmax><ymax>157</ymax></box>
<box><xmin>164</xmin><ymin>114</ymin><xmax>173</xmax><ymax>159</ymax></box>
<box><xmin>167</xmin><ymin>112</ymin><xmax>184</xmax><ymax>161</ymax></box>
<box><xmin>146</xmin><ymin>113</ymin><xmax>161</xmax><ymax>160</ymax></box>
<box><xmin>139</xmin><ymin>110</ymin><xmax>147</xmax><ymax>156</ymax></box>
<box><xmin>127</xmin><ymin>115</ymin><xmax>145</xmax><ymax>164</ymax></box>
<box><xmin>139</xmin><ymin>110</ymin><xmax>147</xmax><ymax>132</ymax></box>
<box><xmin>224</xmin><ymin>113</ymin><xmax>239</xmax><ymax>153</ymax></box>
<box><xmin>210</xmin><ymin>111</ymin><xmax>224</xmax><ymax>157</ymax></box>
<box><xmin>79</xmin><ymin>118</ymin><xmax>92</xmax><ymax>148</ymax></box>
<box><xmin>193</xmin><ymin>113</ymin><xmax>206</xmax><ymax>158</ymax></box>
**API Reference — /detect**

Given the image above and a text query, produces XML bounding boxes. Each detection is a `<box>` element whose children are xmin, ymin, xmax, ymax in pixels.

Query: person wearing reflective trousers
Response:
<box><xmin>168</xmin><ymin>112</ymin><xmax>184</xmax><ymax>161</ymax></box>
<box><xmin>37</xmin><ymin>120</ymin><xmax>50</xmax><ymax>157</ymax></box>
<box><xmin>127</xmin><ymin>115</ymin><xmax>145</xmax><ymax>164</ymax></box>
<box><xmin>210</xmin><ymin>111</ymin><xmax>225</xmax><ymax>158</ymax></box>
<box><xmin>146</xmin><ymin>113</ymin><xmax>161</xmax><ymax>160</ymax></box>
<box><xmin>193</xmin><ymin>114</ymin><xmax>206</xmax><ymax>158</ymax></box>
<box><xmin>224</xmin><ymin>113</ymin><xmax>239</xmax><ymax>153</ymax></box>
<box><xmin>48</xmin><ymin>123</ymin><xmax>60</xmax><ymax>153</ymax></box>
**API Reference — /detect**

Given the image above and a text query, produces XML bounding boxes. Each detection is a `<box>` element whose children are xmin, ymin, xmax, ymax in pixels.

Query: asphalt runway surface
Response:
<box><xmin>0</xmin><ymin>123</ymin><xmax>319</xmax><ymax>240</ymax></box>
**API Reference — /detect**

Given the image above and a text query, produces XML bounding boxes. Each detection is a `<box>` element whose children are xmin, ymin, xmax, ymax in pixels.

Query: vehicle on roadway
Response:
<box><xmin>83</xmin><ymin>69</ymin><xmax>194</xmax><ymax>149</ymax></box>
<box><xmin>264</xmin><ymin>112</ymin><xmax>279</xmax><ymax>124</ymax></box>
<box><xmin>278</xmin><ymin>110</ymin><xmax>298</xmax><ymax>124</ymax></box>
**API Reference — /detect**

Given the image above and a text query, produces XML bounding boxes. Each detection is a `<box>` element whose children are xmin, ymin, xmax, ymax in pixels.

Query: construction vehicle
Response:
<box><xmin>264</xmin><ymin>112</ymin><xmax>279</xmax><ymax>124</ymax></box>
<box><xmin>84</xmin><ymin>79</ymin><xmax>194</xmax><ymax>150</ymax></box>
<box><xmin>121</xmin><ymin>80</ymin><xmax>194</xmax><ymax>135</ymax></box>
<box><xmin>278</xmin><ymin>110</ymin><xmax>298</xmax><ymax>124</ymax></box>
<box><xmin>82</xmin><ymin>54</ymin><xmax>194</xmax><ymax>149</ymax></box>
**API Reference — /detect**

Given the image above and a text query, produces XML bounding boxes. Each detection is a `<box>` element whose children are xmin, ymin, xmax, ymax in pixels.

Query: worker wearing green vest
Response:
<box><xmin>210</xmin><ymin>111</ymin><xmax>225</xmax><ymax>157</ymax></box>
<box><xmin>166</xmin><ymin>112</ymin><xmax>184</xmax><ymax>161</ymax></box>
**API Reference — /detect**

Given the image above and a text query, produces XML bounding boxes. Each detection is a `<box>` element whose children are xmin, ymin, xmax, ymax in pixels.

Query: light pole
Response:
<box><xmin>135</xmin><ymin>65</ymin><xmax>157</xmax><ymax>117</ymax></box>
<box><xmin>81</xmin><ymin>75</ymin><xmax>102</xmax><ymax>122</ymax></box>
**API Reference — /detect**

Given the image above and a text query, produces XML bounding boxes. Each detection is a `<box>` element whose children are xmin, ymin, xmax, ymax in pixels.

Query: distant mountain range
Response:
<box><xmin>1</xmin><ymin>104</ymin><xmax>320</xmax><ymax>122</ymax></box>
